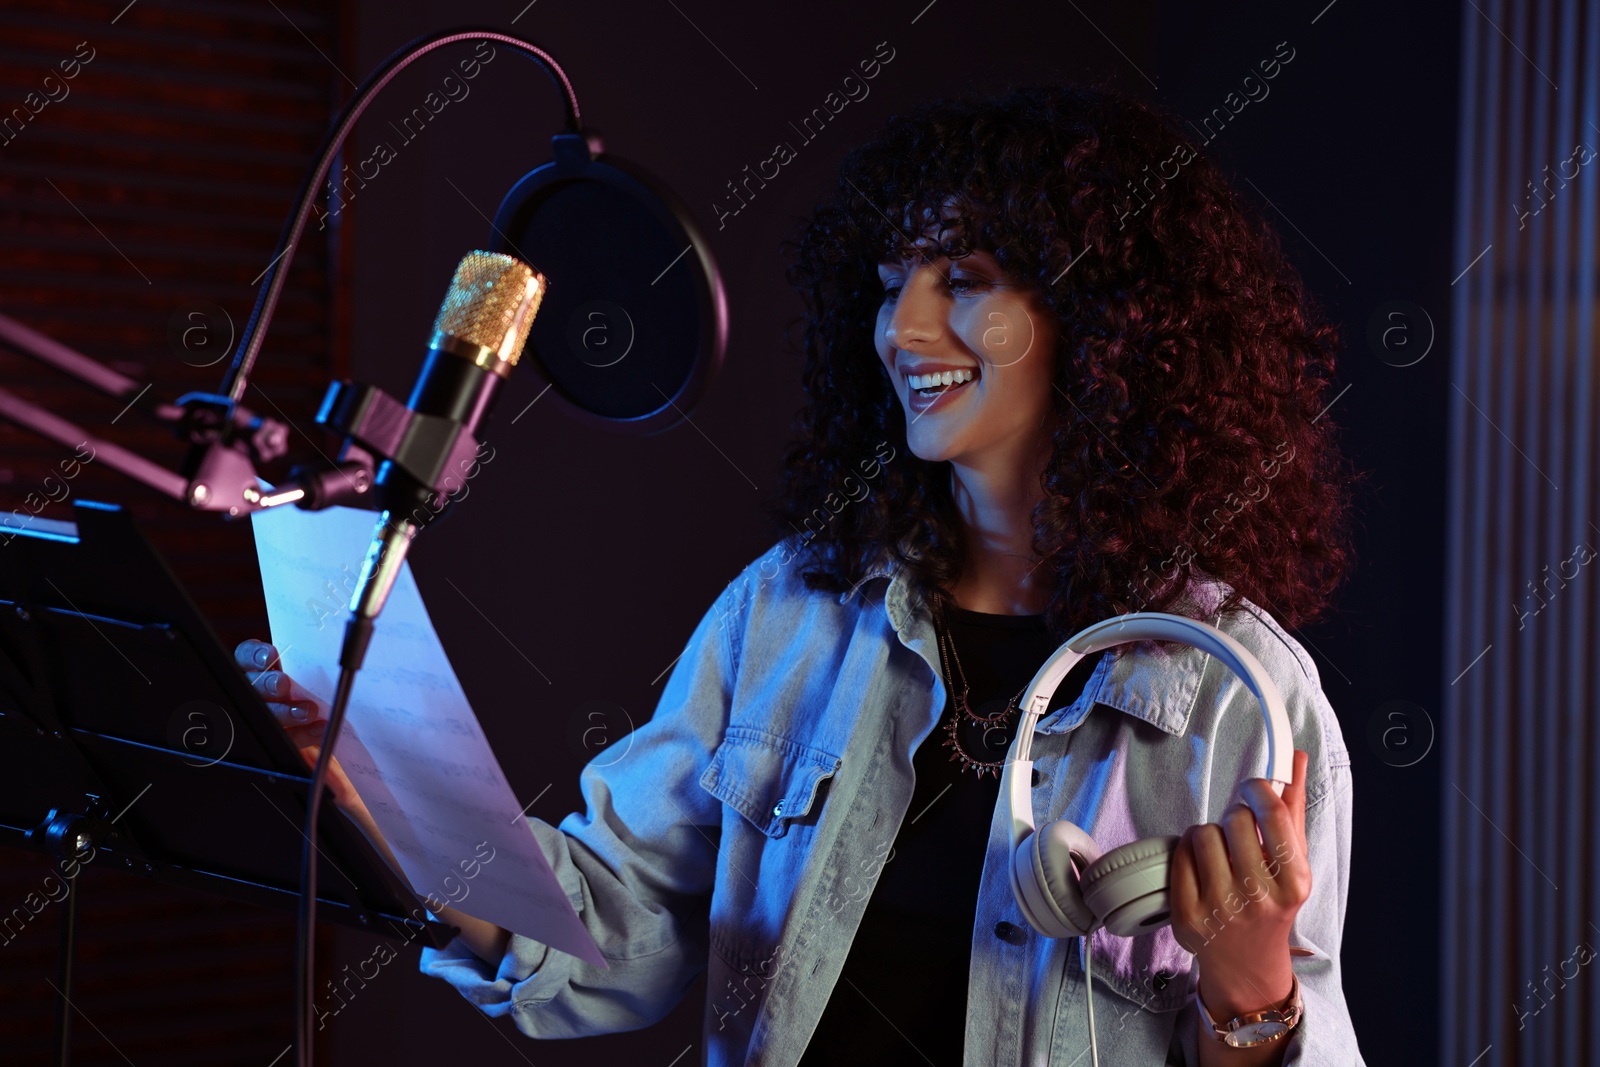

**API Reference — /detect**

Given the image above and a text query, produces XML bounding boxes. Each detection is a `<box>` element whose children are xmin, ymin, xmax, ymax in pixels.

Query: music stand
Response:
<box><xmin>0</xmin><ymin>498</ymin><xmax>458</xmax><ymax>1066</ymax></box>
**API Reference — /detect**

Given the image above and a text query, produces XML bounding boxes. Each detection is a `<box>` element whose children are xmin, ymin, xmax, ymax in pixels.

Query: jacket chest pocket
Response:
<box><xmin>698</xmin><ymin>726</ymin><xmax>843</xmax><ymax>838</ymax></box>
<box><xmin>1071</xmin><ymin>924</ymin><xmax>1196</xmax><ymax>1015</ymax></box>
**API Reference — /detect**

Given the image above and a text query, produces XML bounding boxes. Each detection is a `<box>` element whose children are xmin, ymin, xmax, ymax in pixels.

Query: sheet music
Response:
<box><xmin>250</xmin><ymin>503</ymin><xmax>605</xmax><ymax>969</ymax></box>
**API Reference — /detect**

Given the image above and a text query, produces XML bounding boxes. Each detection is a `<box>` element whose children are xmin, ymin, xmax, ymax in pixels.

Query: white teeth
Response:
<box><xmin>906</xmin><ymin>368</ymin><xmax>976</xmax><ymax>390</ymax></box>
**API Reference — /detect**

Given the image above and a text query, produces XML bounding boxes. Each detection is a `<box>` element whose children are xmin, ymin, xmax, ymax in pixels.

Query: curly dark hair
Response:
<box><xmin>763</xmin><ymin>83</ymin><xmax>1364</xmax><ymax>643</ymax></box>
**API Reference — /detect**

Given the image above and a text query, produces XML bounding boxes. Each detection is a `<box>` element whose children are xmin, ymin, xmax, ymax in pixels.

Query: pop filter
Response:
<box><xmin>487</xmin><ymin>132</ymin><xmax>727</xmax><ymax>435</ymax></box>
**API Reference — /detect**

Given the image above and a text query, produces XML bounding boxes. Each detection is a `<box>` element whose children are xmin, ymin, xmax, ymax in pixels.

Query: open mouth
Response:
<box><xmin>906</xmin><ymin>367</ymin><xmax>978</xmax><ymax>399</ymax></box>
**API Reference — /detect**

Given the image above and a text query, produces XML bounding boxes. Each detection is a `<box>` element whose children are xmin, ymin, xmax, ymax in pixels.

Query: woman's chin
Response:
<box><xmin>903</xmin><ymin>425</ymin><xmax>960</xmax><ymax>464</ymax></box>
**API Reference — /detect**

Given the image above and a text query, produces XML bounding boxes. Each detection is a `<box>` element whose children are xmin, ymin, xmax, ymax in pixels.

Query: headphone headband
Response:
<box><xmin>1005</xmin><ymin>612</ymin><xmax>1294</xmax><ymax>851</ymax></box>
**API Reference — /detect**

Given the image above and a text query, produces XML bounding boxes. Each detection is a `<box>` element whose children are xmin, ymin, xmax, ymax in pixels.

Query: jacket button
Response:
<box><xmin>994</xmin><ymin>920</ymin><xmax>1024</xmax><ymax>944</ymax></box>
<box><xmin>772</xmin><ymin>800</ymin><xmax>784</xmax><ymax>817</ymax></box>
<box><xmin>1152</xmin><ymin>970</ymin><xmax>1171</xmax><ymax>990</ymax></box>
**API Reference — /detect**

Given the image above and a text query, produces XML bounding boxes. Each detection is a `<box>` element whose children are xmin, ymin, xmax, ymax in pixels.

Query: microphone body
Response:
<box><xmin>331</xmin><ymin>250</ymin><xmax>544</xmax><ymax>665</ymax></box>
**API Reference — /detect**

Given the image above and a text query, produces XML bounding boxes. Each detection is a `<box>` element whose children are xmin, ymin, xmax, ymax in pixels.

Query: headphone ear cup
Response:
<box><xmin>1010</xmin><ymin>829</ymin><xmax>1069</xmax><ymax>938</ymax></box>
<box><xmin>1012</xmin><ymin>819</ymin><xmax>1102</xmax><ymax>938</ymax></box>
<box><xmin>1079</xmin><ymin>834</ymin><xmax>1180</xmax><ymax>937</ymax></box>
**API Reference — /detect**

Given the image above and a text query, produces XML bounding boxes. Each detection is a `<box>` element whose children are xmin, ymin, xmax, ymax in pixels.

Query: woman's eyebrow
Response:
<box><xmin>878</xmin><ymin>248</ymin><xmax>947</xmax><ymax>269</ymax></box>
<box><xmin>877</xmin><ymin>249</ymin><xmax>1000</xmax><ymax>276</ymax></box>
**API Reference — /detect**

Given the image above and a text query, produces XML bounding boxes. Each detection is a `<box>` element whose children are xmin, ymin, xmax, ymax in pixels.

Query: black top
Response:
<box><xmin>798</xmin><ymin>600</ymin><xmax>1105</xmax><ymax>1065</ymax></box>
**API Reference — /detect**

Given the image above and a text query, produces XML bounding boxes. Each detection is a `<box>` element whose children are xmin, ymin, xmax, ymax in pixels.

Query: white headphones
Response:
<box><xmin>1004</xmin><ymin>611</ymin><xmax>1294</xmax><ymax>942</ymax></box>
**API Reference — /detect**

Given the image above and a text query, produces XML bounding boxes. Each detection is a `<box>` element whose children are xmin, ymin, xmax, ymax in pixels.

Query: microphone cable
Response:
<box><xmin>294</xmin><ymin>614</ymin><xmax>371</xmax><ymax>1067</ymax></box>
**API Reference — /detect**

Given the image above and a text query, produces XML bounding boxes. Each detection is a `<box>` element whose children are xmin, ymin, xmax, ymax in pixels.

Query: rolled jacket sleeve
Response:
<box><xmin>418</xmin><ymin>576</ymin><xmax>743</xmax><ymax>1037</ymax></box>
<box><xmin>1174</xmin><ymin>764</ymin><xmax>1362</xmax><ymax>1064</ymax></box>
<box><xmin>1171</xmin><ymin>649</ymin><xmax>1365</xmax><ymax>1066</ymax></box>
<box><xmin>1273</xmin><ymin>754</ymin><xmax>1362</xmax><ymax>1065</ymax></box>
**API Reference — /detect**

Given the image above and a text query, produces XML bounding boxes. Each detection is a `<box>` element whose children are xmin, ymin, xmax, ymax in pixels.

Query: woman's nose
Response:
<box><xmin>885</xmin><ymin>270</ymin><xmax>945</xmax><ymax>349</ymax></box>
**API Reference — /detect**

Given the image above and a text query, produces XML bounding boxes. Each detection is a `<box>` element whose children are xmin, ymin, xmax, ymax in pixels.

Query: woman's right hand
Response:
<box><xmin>234</xmin><ymin>638</ymin><xmax>365</xmax><ymax>816</ymax></box>
<box><xmin>233</xmin><ymin>639</ymin><xmax>513</xmax><ymax>962</ymax></box>
<box><xmin>234</xmin><ymin>638</ymin><xmax>441</xmax><ymax>913</ymax></box>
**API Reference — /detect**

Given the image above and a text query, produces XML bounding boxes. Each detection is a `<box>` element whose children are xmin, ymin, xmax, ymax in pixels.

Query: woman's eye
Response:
<box><xmin>881</xmin><ymin>275</ymin><xmax>986</xmax><ymax>303</ymax></box>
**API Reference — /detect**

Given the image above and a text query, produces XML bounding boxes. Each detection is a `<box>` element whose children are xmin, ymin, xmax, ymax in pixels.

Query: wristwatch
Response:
<box><xmin>1195</xmin><ymin>971</ymin><xmax>1302</xmax><ymax>1048</ymax></box>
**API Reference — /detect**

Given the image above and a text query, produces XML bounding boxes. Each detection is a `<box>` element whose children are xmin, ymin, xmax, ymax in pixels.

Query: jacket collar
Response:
<box><xmin>836</xmin><ymin>537</ymin><xmax>1229</xmax><ymax>738</ymax></box>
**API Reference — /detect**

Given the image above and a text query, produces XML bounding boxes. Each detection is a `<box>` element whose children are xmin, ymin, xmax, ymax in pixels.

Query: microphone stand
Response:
<box><xmin>0</xmin><ymin>28</ymin><xmax>585</xmax><ymax>1067</ymax></box>
<box><xmin>0</xmin><ymin>310</ymin><xmax>296</xmax><ymax>510</ymax></box>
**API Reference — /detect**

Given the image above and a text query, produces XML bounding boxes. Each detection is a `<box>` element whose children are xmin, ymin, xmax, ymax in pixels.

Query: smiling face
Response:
<box><xmin>875</xmin><ymin>237</ymin><xmax>1059</xmax><ymax>469</ymax></box>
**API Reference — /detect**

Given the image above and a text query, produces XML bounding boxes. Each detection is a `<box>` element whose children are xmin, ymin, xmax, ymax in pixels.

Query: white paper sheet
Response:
<box><xmin>250</xmin><ymin>503</ymin><xmax>605</xmax><ymax>969</ymax></box>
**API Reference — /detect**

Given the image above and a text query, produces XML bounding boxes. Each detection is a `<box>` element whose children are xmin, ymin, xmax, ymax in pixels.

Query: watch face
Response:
<box><xmin>1224</xmin><ymin>1020</ymin><xmax>1291</xmax><ymax>1048</ymax></box>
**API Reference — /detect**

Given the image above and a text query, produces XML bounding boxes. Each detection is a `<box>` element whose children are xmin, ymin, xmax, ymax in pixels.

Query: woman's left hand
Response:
<box><xmin>1169</xmin><ymin>748</ymin><xmax>1311</xmax><ymax>1008</ymax></box>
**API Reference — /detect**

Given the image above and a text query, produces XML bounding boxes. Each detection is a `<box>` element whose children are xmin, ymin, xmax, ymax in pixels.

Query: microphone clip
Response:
<box><xmin>312</xmin><ymin>378</ymin><xmax>487</xmax><ymax>527</ymax></box>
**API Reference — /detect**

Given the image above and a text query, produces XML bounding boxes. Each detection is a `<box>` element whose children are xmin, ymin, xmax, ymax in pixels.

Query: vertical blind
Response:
<box><xmin>1445</xmin><ymin>0</ymin><xmax>1598</xmax><ymax>1065</ymax></box>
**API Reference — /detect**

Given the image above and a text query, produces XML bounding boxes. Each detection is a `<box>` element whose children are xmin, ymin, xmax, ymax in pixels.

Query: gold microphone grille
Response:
<box><xmin>431</xmin><ymin>251</ymin><xmax>546</xmax><ymax>366</ymax></box>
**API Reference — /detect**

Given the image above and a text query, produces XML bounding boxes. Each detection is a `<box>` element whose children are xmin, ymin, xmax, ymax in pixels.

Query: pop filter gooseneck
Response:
<box><xmin>218</xmin><ymin>27</ymin><xmax>727</xmax><ymax>433</ymax></box>
<box><xmin>218</xmin><ymin>27</ymin><xmax>580</xmax><ymax>406</ymax></box>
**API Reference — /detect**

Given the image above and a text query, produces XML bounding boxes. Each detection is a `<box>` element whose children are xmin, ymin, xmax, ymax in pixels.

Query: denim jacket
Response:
<box><xmin>419</xmin><ymin>536</ymin><xmax>1365</xmax><ymax>1066</ymax></box>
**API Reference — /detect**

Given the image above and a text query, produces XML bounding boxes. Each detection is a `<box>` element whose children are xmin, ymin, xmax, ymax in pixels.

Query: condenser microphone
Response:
<box><xmin>337</xmin><ymin>250</ymin><xmax>544</xmax><ymax>668</ymax></box>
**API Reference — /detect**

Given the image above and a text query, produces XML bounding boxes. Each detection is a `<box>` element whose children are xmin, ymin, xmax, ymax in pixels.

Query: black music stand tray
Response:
<box><xmin>0</xmin><ymin>498</ymin><xmax>458</xmax><ymax>1065</ymax></box>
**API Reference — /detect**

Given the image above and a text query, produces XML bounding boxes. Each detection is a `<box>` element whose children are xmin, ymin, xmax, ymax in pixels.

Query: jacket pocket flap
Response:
<box><xmin>698</xmin><ymin>727</ymin><xmax>842</xmax><ymax>838</ymax></box>
<box><xmin>1080</xmin><ymin>924</ymin><xmax>1196</xmax><ymax>1014</ymax></box>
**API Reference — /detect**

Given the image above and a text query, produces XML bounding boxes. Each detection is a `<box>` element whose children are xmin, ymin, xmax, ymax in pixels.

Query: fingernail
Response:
<box><xmin>266</xmin><ymin>672</ymin><xmax>285</xmax><ymax>695</ymax></box>
<box><xmin>291</xmin><ymin>706</ymin><xmax>308</xmax><ymax>721</ymax></box>
<box><xmin>253</xmin><ymin>646</ymin><xmax>271</xmax><ymax>667</ymax></box>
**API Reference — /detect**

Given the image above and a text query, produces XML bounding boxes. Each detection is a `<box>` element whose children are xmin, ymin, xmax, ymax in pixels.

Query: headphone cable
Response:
<box><xmin>1080</xmin><ymin>933</ymin><xmax>1100</xmax><ymax>1067</ymax></box>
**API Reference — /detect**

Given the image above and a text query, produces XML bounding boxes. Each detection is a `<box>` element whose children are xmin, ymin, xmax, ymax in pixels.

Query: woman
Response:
<box><xmin>239</xmin><ymin>84</ymin><xmax>1365</xmax><ymax>1065</ymax></box>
